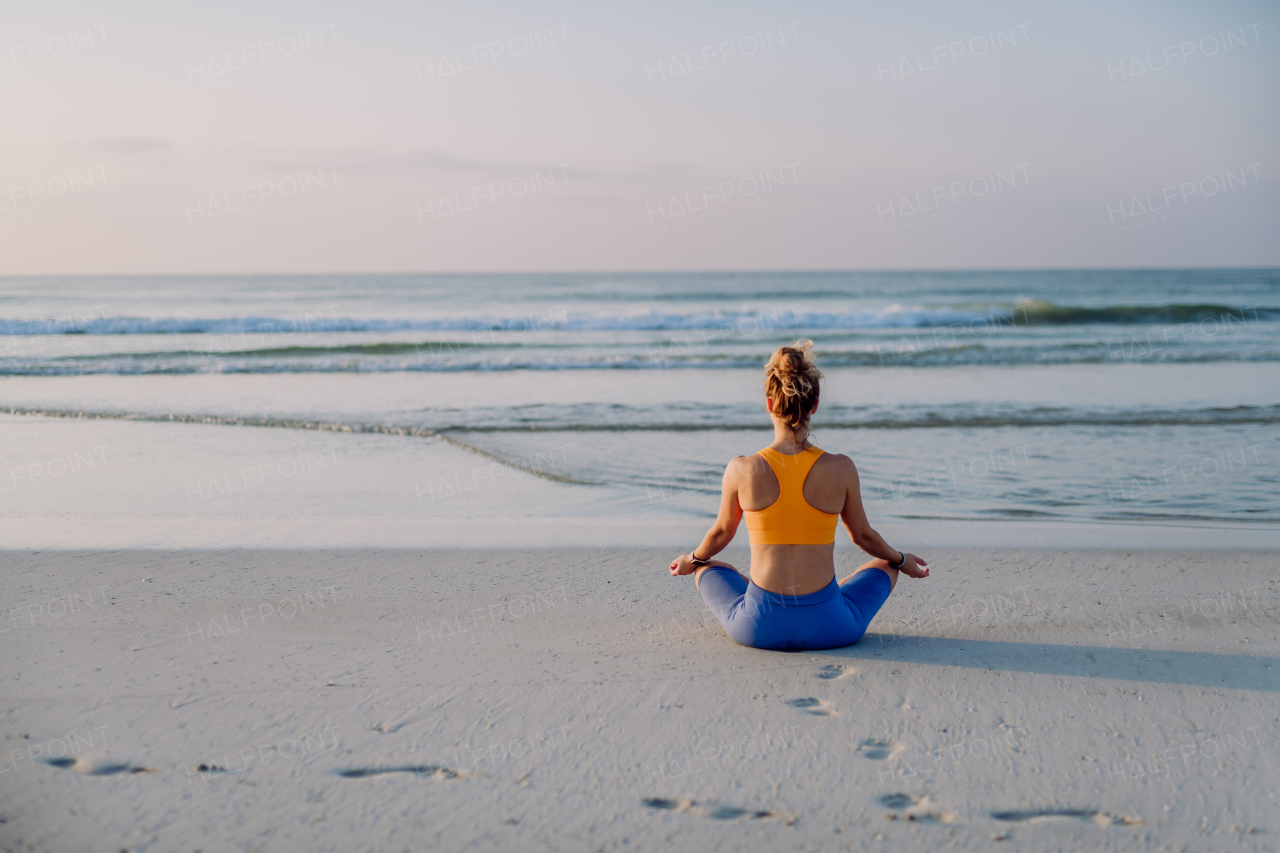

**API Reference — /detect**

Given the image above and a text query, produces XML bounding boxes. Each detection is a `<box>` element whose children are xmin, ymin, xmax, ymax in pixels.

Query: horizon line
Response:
<box><xmin>2</xmin><ymin>265</ymin><xmax>1278</xmax><ymax>278</ymax></box>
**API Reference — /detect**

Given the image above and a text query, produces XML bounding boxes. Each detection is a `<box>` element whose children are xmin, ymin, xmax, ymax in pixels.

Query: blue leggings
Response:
<box><xmin>697</xmin><ymin>567</ymin><xmax>893</xmax><ymax>651</ymax></box>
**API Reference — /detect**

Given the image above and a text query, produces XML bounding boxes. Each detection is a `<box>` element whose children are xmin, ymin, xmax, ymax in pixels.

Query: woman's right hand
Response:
<box><xmin>670</xmin><ymin>554</ymin><xmax>696</xmax><ymax>576</ymax></box>
<box><xmin>898</xmin><ymin>553</ymin><xmax>929</xmax><ymax>578</ymax></box>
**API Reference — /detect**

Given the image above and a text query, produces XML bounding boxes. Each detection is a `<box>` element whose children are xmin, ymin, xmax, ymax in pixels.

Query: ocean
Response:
<box><xmin>1</xmin><ymin>270</ymin><xmax>1276</xmax><ymax>528</ymax></box>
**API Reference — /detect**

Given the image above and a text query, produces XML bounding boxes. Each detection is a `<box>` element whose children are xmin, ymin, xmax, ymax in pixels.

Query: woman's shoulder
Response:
<box><xmin>814</xmin><ymin>450</ymin><xmax>857</xmax><ymax>472</ymax></box>
<box><xmin>725</xmin><ymin>453</ymin><xmax>767</xmax><ymax>477</ymax></box>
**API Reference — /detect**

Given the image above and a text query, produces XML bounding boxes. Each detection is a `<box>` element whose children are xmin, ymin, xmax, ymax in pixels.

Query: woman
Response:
<box><xmin>669</xmin><ymin>340</ymin><xmax>929</xmax><ymax>651</ymax></box>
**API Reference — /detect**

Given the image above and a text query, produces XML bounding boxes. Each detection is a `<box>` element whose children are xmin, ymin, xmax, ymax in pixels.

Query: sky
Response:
<box><xmin>1</xmin><ymin>0</ymin><xmax>1277</xmax><ymax>273</ymax></box>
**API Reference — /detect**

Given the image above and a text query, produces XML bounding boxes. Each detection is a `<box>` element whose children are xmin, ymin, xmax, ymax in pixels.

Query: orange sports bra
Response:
<box><xmin>743</xmin><ymin>447</ymin><xmax>839</xmax><ymax>545</ymax></box>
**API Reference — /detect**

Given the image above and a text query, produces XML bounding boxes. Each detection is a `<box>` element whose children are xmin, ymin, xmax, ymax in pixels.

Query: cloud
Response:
<box><xmin>324</xmin><ymin>148</ymin><xmax>534</xmax><ymax>174</ymax></box>
<box><xmin>96</xmin><ymin>137</ymin><xmax>174</xmax><ymax>154</ymax></box>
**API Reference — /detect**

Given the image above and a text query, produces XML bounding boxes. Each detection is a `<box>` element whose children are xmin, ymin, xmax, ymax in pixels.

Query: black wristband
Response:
<box><xmin>690</xmin><ymin>551</ymin><xmax>711</xmax><ymax>567</ymax></box>
<box><xmin>888</xmin><ymin>550</ymin><xmax>906</xmax><ymax>569</ymax></box>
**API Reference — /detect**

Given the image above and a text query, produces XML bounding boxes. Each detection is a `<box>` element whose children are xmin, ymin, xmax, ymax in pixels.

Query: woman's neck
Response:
<box><xmin>769</xmin><ymin>420</ymin><xmax>811</xmax><ymax>453</ymax></box>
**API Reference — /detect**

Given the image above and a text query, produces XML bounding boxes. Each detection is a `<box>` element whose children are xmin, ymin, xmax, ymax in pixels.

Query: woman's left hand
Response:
<box><xmin>670</xmin><ymin>554</ymin><xmax>696</xmax><ymax>576</ymax></box>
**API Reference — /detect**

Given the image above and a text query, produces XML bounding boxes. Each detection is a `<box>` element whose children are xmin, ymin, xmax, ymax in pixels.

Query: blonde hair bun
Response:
<box><xmin>764</xmin><ymin>340</ymin><xmax>823</xmax><ymax>431</ymax></box>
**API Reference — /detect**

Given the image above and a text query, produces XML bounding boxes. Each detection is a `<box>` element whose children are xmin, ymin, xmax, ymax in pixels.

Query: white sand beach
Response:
<box><xmin>3</xmin><ymin>544</ymin><xmax>1276</xmax><ymax>851</ymax></box>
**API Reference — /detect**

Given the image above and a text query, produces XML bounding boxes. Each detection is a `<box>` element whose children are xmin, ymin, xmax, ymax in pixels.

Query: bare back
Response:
<box><xmin>719</xmin><ymin>446</ymin><xmax>874</xmax><ymax>596</ymax></box>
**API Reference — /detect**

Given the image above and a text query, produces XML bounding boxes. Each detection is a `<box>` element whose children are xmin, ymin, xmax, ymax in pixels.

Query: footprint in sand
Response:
<box><xmin>858</xmin><ymin>738</ymin><xmax>905</xmax><ymax>760</ymax></box>
<box><xmin>372</xmin><ymin>710</ymin><xmax>420</xmax><ymax>734</ymax></box>
<box><xmin>46</xmin><ymin>756</ymin><xmax>154</xmax><ymax>776</ymax></box>
<box><xmin>815</xmin><ymin>664</ymin><xmax>856</xmax><ymax>680</ymax></box>
<box><xmin>336</xmin><ymin>765</ymin><xmax>458</xmax><ymax>780</ymax></box>
<box><xmin>879</xmin><ymin>793</ymin><xmax>917</xmax><ymax>810</ymax></box>
<box><xmin>642</xmin><ymin>798</ymin><xmax>780</xmax><ymax>821</ymax></box>
<box><xmin>192</xmin><ymin>763</ymin><xmax>231</xmax><ymax>774</ymax></box>
<box><xmin>879</xmin><ymin>793</ymin><xmax>957</xmax><ymax>824</ymax></box>
<box><xmin>991</xmin><ymin>809</ymin><xmax>1143</xmax><ymax>826</ymax></box>
<box><xmin>787</xmin><ymin>697</ymin><xmax>835</xmax><ymax>716</ymax></box>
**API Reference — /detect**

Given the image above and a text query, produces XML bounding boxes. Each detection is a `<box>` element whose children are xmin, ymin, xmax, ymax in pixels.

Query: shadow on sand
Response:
<box><xmin>826</xmin><ymin>635</ymin><xmax>1279</xmax><ymax>691</ymax></box>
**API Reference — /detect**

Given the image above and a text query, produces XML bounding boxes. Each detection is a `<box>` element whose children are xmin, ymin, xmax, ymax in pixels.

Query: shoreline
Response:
<box><xmin>4</xmin><ymin>410</ymin><xmax>1276</xmax><ymax>551</ymax></box>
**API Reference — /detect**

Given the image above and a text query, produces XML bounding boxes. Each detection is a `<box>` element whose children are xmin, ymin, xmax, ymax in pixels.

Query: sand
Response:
<box><xmin>2</xmin><ymin>546</ymin><xmax>1276</xmax><ymax>851</ymax></box>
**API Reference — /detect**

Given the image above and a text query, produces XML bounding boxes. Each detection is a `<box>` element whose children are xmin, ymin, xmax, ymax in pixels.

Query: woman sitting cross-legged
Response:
<box><xmin>669</xmin><ymin>340</ymin><xmax>929</xmax><ymax>651</ymax></box>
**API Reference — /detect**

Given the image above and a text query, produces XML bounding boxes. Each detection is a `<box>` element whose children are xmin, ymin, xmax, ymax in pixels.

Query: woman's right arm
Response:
<box><xmin>837</xmin><ymin>456</ymin><xmax>929</xmax><ymax>578</ymax></box>
<box><xmin>670</xmin><ymin>456</ymin><xmax>747</xmax><ymax>576</ymax></box>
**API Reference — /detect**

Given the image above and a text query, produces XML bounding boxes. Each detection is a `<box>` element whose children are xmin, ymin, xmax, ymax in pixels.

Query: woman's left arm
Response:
<box><xmin>669</xmin><ymin>457</ymin><xmax>746</xmax><ymax>576</ymax></box>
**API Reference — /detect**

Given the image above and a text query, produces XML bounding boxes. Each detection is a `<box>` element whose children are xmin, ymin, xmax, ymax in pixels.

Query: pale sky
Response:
<box><xmin>1</xmin><ymin>0</ymin><xmax>1277</xmax><ymax>273</ymax></box>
